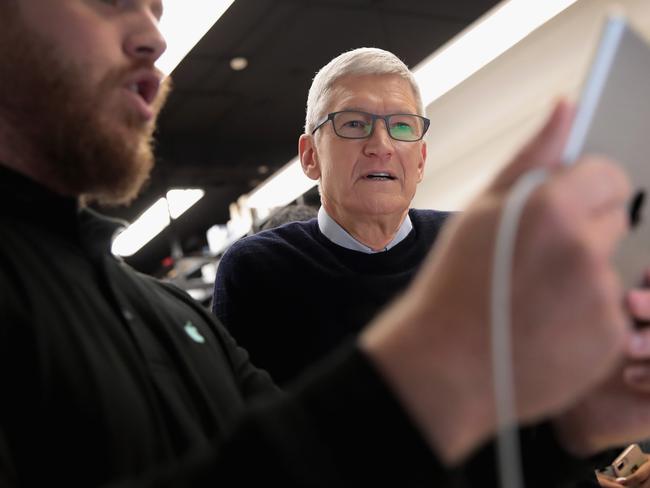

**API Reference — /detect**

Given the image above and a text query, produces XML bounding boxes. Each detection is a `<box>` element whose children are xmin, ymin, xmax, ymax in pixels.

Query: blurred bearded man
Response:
<box><xmin>0</xmin><ymin>0</ymin><xmax>169</xmax><ymax>205</ymax></box>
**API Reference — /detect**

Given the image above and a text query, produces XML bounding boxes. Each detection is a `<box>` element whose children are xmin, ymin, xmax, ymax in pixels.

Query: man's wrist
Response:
<box><xmin>359</xmin><ymin>293</ymin><xmax>496</xmax><ymax>464</ymax></box>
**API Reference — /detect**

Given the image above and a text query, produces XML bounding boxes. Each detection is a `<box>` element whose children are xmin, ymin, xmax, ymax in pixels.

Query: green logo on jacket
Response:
<box><xmin>184</xmin><ymin>321</ymin><xmax>206</xmax><ymax>344</ymax></box>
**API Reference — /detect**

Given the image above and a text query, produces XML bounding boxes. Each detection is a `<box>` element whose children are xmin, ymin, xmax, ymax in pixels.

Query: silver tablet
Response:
<box><xmin>563</xmin><ymin>15</ymin><xmax>650</xmax><ymax>289</ymax></box>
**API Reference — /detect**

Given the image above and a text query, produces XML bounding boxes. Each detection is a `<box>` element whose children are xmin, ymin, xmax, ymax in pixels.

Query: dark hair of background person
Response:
<box><xmin>259</xmin><ymin>204</ymin><xmax>318</xmax><ymax>231</ymax></box>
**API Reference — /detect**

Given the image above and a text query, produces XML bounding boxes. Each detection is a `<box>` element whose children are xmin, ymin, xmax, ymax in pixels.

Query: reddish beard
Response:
<box><xmin>0</xmin><ymin>13</ymin><xmax>171</xmax><ymax>206</ymax></box>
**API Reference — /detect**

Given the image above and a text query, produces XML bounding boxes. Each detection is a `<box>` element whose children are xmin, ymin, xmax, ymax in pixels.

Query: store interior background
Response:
<box><xmin>99</xmin><ymin>0</ymin><xmax>650</xmax><ymax>305</ymax></box>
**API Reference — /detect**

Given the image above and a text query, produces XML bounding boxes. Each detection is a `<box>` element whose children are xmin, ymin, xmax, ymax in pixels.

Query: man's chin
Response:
<box><xmin>83</xmin><ymin>180</ymin><xmax>148</xmax><ymax>207</ymax></box>
<box><xmin>354</xmin><ymin>198</ymin><xmax>409</xmax><ymax>216</ymax></box>
<box><xmin>77</xmin><ymin>117</ymin><xmax>158</xmax><ymax>206</ymax></box>
<box><xmin>83</xmin><ymin>159</ymin><xmax>154</xmax><ymax>207</ymax></box>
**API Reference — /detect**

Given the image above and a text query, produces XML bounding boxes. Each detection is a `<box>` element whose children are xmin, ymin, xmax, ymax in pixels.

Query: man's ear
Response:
<box><xmin>417</xmin><ymin>141</ymin><xmax>427</xmax><ymax>183</ymax></box>
<box><xmin>299</xmin><ymin>134</ymin><xmax>321</xmax><ymax>181</ymax></box>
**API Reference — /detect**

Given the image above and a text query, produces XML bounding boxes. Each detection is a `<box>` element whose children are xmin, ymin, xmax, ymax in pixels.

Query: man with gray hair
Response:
<box><xmin>212</xmin><ymin>48</ymin><xmax>650</xmax><ymax>486</ymax></box>
<box><xmin>213</xmin><ymin>47</ymin><xmax>450</xmax><ymax>384</ymax></box>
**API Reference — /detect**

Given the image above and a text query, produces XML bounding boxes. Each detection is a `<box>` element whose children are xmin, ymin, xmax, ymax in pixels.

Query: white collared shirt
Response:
<box><xmin>317</xmin><ymin>206</ymin><xmax>413</xmax><ymax>254</ymax></box>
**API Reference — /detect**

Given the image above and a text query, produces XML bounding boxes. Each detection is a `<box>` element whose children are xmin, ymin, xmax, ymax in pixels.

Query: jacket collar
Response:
<box><xmin>0</xmin><ymin>164</ymin><xmax>126</xmax><ymax>258</ymax></box>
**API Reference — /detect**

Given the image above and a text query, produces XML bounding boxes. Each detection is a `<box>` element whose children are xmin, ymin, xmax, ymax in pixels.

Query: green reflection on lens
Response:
<box><xmin>390</xmin><ymin>122</ymin><xmax>416</xmax><ymax>141</ymax></box>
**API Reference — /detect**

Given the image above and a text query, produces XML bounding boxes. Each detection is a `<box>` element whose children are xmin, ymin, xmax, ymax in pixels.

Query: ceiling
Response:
<box><xmin>98</xmin><ymin>0</ymin><xmax>501</xmax><ymax>275</ymax></box>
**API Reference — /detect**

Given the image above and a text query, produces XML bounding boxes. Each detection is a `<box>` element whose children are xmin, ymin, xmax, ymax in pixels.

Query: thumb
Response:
<box><xmin>491</xmin><ymin>98</ymin><xmax>575</xmax><ymax>192</ymax></box>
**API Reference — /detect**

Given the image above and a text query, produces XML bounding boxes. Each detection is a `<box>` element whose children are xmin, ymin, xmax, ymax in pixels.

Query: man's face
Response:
<box><xmin>0</xmin><ymin>0</ymin><xmax>168</xmax><ymax>205</ymax></box>
<box><xmin>301</xmin><ymin>74</ymin><xmax>426</xmax><ymax>221</ymax></box>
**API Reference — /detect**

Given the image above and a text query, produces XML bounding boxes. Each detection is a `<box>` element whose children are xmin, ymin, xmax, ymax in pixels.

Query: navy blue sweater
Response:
<box><xmin>213</xmin><ymin>209</ymin><xmax>451</xmax><ymax>385</ymax></box>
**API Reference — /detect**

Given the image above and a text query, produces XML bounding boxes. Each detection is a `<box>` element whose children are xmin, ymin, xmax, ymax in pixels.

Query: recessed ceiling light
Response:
<box><xmin>230</xmin><ymin>56</ymin><xmax>249</xmax><ymax>71</ymax></box>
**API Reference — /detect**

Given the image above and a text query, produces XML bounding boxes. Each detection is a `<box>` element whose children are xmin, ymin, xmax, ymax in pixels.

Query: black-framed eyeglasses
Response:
<box><xmin>312</xmin><ymin>110</ymin><xmax>430</xmax><ymax>142</ymax></box>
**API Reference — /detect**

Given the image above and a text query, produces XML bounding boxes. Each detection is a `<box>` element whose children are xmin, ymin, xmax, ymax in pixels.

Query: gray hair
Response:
<box><xmin>304</xmin><ymin>47</ymin><xmax>423</xmax><ymax>134</ymax></box>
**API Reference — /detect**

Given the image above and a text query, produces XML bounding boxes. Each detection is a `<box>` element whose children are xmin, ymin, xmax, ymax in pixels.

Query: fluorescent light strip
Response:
<box><xmin>112</xmin><ymin>198</ymin><xmax>169</xmax><ymax>257</ymax></box>
<box><xmin>244</xmin><ymin>0</ymin><xmax>577</xmax><ymax>211</ymax></box>
<box><xmin>167</xmin><ymin>189</ymin><xmax>205</xmax><ymax>219</ymax></box>
<box><xmin>414</xmin><ymin>0</ymin><xmax>577</xmax><ymax>106</ymax></box>
<box><xmin>112</xmin><ymin>190</ymin><xmax>204</xmax><ymax>257</ymax></box>
<box><xmin>156</xmin><ymin>0</ymin><xmax>235</xmax><ymax>75</ymax></box>
<box><xmin>246</xmin><ymin>157</ymin><xmax>317</xmax><ymax>210</ymax></box>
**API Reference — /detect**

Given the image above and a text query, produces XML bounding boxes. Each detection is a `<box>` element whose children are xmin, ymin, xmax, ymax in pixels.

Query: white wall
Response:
<box><xmin>413</xmin><ymin>0</ymin><xmax>650</xmax><ymax>211</ymax></box>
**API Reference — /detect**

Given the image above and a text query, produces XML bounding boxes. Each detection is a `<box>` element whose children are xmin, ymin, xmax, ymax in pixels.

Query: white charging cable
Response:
<box><xmin>491</xmin><ymin>167</ymin><xmax>550</xmax><ymax>488</ymax></box>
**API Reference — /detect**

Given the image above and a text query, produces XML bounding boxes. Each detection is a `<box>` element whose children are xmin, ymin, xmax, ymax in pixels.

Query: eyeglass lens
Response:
<box><xmin>332</xmin><ymin>111</ymin><xmax>424</xmax><ymax>141</ymax></box>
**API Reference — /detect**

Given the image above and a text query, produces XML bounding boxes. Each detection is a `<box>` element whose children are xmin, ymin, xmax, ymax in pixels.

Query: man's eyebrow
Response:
<box><xmin>338</xmin><ymin>107</ymin><xmax>419</xmax><ymax>114</ymax></box>
<box><xmin>338</xmin><ymin>107</ymin><xmax>369</xmax><ymax>113</ymax></box>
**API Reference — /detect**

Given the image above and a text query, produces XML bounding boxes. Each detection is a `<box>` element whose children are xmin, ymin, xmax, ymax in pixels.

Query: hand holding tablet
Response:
<box><xmin>563</xmin><ymin>15</ymin><xmax>650</xmax><ymax>290</ymax></box>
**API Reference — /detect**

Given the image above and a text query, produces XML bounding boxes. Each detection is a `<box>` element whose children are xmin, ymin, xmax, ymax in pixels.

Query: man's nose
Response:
<box><xmin>124</xmin><ymin>8</ymin><xmax>167</xmax><ymax>64</ymax></box>
<box><xmin>363</xmin><ymin>119</ymin><xmax>395</xmax><ymax>159</ymax></box>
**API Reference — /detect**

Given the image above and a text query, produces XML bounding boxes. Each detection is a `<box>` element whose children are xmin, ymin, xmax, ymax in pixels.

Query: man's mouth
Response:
<box><xmin>122</xmin><ymin>71</ymin><xmax>163</xmax><ymax>121</ymax></box>
<box><xmin>126</xmin><ymin>74</ymin><xmax>161</xmax><ymax>105</ymax></box>
<box><xmin>364</xmin><ymin>172</ymin><xmax>396</xmax><ymax>181</ymax></box>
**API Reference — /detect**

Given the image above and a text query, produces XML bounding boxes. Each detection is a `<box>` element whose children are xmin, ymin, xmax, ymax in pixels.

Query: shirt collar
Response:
<box><xmin>0</xmin><ymin>164</ymin><xmax>78</xmax><ymax>229</ymax></box>
<box><xmin>317</xmin><ymin>206</ymin><xmax>413</xmax><ymax>254</ymax></box>
<box><xmin>0</xmin><ymin>164</ymin><xmax>126</xmax><ymax>257</ymax></box>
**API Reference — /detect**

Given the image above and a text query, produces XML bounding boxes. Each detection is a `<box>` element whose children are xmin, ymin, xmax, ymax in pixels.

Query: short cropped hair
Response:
<box><xmin>259</xmin><ymin>204</ymin><xmax>318</xmax><ymax>231</ymax></box>
<box><xmin>304</xmin><ymin>47</ymin><xmax>424</xmax><ymax>134</ymax></box>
